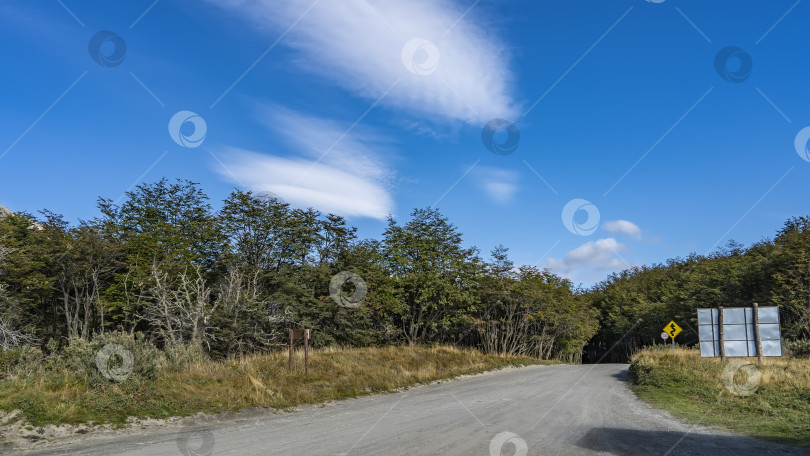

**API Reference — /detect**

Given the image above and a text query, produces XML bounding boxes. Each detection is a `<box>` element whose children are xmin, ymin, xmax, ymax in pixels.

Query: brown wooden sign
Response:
<box><xmin>289</xmin><ymin>329</ymin><xmax>311</xmax><ymax>374</ymax></box>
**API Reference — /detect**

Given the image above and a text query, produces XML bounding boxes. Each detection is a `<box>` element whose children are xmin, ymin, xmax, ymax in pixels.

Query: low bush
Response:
<box><xmin>1</xmin><ymin>332</ymin><xmax>166</xmax><ymax>385</ymax></box>
<box><xmin>0</xmin><ymin>345</ymin><xmax>44</xmax><ymax>379</ymax></box>
<box><xmin>784</xmin><ymin>339</ymin><xmax>810</xmax><ymax>359</ymax></box>
<box><xmin>61</xmin><ymin>332</ymin><xmax>163</xmax><ymax>384</ymax></box>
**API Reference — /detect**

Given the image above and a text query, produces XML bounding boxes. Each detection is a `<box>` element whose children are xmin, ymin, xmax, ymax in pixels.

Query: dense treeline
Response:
<box><xmin>585</xmin><ymin>217</ymin><xmax>810</xmax><ymax>362</ymax></box>
<box><xmin>1</xmin><ymin>179</ymin><xmax>808</xmax><ymax>365</ymax></box>
<box><xmin>0</xmin><ymin>179</ymin><xmax>596</xmax><ymax>362</ymax></box>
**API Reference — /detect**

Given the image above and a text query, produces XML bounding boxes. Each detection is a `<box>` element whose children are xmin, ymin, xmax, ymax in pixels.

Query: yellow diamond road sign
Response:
<box><xmin>663</xmin><ymin>320</ymin><xmax>682</xmax><ymax>338</ymax></box>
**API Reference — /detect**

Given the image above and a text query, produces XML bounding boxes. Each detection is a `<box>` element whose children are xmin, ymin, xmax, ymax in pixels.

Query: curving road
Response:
<box><xmin>16</xmin><ymin>364</ymin><xmax>805</xmax><ymax>455</ymax></box>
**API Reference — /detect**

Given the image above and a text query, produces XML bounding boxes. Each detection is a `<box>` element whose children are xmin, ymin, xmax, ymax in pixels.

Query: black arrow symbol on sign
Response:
<box><xmin>669</xmin><ymin>323</ymin><xmax>676</xmax><ymax>336</ymax></box>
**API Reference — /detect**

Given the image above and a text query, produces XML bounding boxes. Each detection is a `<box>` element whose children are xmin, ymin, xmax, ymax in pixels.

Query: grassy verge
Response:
<box><xmin>0</xmin><ymin>345</ymin><xmax>552</xmax><ymax>427</ymax></box>
<box><xmin>629</xmin><ymin>346</ymin><xmax>810</xmax><ymax>444</ymax></box>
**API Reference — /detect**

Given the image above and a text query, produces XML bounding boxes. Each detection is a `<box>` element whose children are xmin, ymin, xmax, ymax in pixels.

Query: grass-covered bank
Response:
<box><xmin>629</xmin><ymin>347</ymin><xmax>810</xmax><ymax>444</ymax></box>
<box><xmin>0</xmin><ymin>344</ymin><xmax>553</xmax><ymax>428</ymax></box>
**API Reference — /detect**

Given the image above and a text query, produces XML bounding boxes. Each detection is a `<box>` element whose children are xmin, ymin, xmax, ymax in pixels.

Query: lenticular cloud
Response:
<box><xmin>207</xmin><ymin>0</ymin><xmax>519</xmax><ymax>124</ymax></box>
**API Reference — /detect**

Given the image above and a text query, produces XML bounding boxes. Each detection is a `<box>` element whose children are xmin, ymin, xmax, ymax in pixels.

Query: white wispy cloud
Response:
<box><xmin>474</xmin><ymin>167</ymin><xmax>518</xmax><ymax>204</ymax></box>
<box><xmin>602</xmin><ymin>220</ymin><xmax>642</xmax><ymax>239</ymax></box>
<box><xmin>259</xmin><ymin>105</ymin><xmax>395</xmax><ymax>185</ymax></box>
<box><xmin>545</xmin><ymin>238</ymin><xmax>633</xmax><ymax>282</ymax></box>
<box><xmin>208</xmin><ymin>0</ymin><xmax>519</xmax><ymax>124</ymax></box>
<box><xmin>213</xmin><ymin>107</ymin><xmax>395</xmax><ymax>220</ymax></box>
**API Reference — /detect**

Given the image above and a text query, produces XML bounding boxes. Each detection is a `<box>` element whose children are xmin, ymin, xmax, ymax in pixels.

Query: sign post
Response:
<box><xmin>289</xmin><ymin>329</ymin><xmax>311</xmax><ymax>375</ymax></box>
<box><xmin>753</xmin><ymin>303</ymin><xmax>764</xmax><ymax>365</ymax></box>
<box><xmin>718</xmin><ymin>306</ymin><xmax>725</xmax><ymax>362</ymax></box>
<box><xmin>697</xmin><ymin>306</ymin><xmax>782</xmax><ymax>359</ymax></box>
<box><xmin>662</xmin><ymin>320</ymin><xmax>682</xmax><ymax>352</ymax></box>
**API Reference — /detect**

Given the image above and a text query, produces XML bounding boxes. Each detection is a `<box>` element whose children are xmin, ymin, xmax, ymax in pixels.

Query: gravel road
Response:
<box><xmin>14</xmin><ymin>364</ymin><xmax>806</xmax><ymax>455</ymax></box>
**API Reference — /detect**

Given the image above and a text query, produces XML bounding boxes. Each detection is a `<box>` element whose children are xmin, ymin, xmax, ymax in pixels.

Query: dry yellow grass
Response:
<box><xmin>633</xmin><ymin>347</ymin><xmax>810</xmax><ymax>391</ymax></box>
<box><xmin>630</xmin><ymin>346</ymin><xmax>810</xmax><ymax>443</ymax></box>
<box><xmin>0</xmin><ymin>345</ymin><xmax>552</xmax><ymax>427</ymax></box>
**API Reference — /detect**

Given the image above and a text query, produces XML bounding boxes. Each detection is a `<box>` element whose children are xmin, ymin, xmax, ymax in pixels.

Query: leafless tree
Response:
<box><xmin>0</xmin><ymin>317</ymin><xmax>39</xmax><ymax>350</ymax></box>
<box><xmin>478</xmin><ymin>297</ymin><xmax>558</xmax><ymax>358</ymax></box>
<box><xmin>0</xmin><ymin>242</ymin><xmax>39</xmax><ymax>349</ymax></box>
<box><xmin>139</xmin><ymin>261</ymin><xmax>217</xmax><ymax>348</ymax></box>
<box><xmin>217</xmin><ymin>267</ymin><xmax>284</xmax><ymax>353</ymax></box>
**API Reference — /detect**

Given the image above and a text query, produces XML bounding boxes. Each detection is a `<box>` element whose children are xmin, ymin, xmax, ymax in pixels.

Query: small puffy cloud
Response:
<box><xmin>474</xmin><ymin>167</ymin><xmax>518</xmax><ymax>204</ymax></box>
<box><xmin>545</xmin><ymin>238</ymin><xmax>633</xmax><ymax>282</ymax></box>
<box><xmin>602</xmin><ymin>220</ymin><xmax>642</xmax><ymax>239</ymax></box>
<box><xmin>206</xmin><ymin>0</ymin><xmax>519</xmax><ymax>124</ymax></box>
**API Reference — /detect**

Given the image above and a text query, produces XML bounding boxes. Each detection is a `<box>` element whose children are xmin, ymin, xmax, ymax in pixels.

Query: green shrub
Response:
<box><xmin>0</xmin><ymin>347</ymin><xmax>19</xmax><ymax>378</ymax></box>
<box><xmin>49</xmin><ymin>332</ymin><xmax>163</xmax><ymax>384</ymax></box>
<box><xmin>784</xmin><ymin>339</ymin><xmax>810</xmax><ymax>359</ymax></box>
<box><xmin>1</xmin><ymin>334</ymin><xmax>207</xmax><ymax>384</ymax></box>
<box><xmin>0</xmin><ymin>345</ymin><xmax>44</xmax><ymax>379</ymax></box>
<box><xmin>56</xmin><ymin>336</ymin><xmax>96</xmax><ymax>376</ymax></box>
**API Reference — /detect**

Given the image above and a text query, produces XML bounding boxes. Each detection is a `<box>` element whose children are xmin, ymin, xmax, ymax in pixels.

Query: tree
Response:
<box><xmin>771</xmin><ymin>217</ymin><xmax>810</xmax><ymax>338</ymax></box>
<box><xmin>219</xmin><ymin>190</ymin><xmax>291</xmax><ymax>272</ymax></box>
<box><xmin>0</xmin><ymin>211</ymin><xmax>62</xmax><ymax>344</ymax></box>
<box><xmin>49</xmin><ymin>219</ymin><xmax>123</xmax><ymax>340</ymax></box>
<box><xmin>382</xmin><ymin>208</ymin><xmax>479</xmax><ymax>345</ymax></box>
<box><xmin>98</xmin><ymin>179</ymin><xmax>223</xmax><ymax>336</ymax></box>
<box><xmin>139</xmin><ymin>262</ymin><xmax>216</xmax><ymax>347</ymax></box>
<box><xmin>0</xmin><ymin>238</ymin><xmax>39</xmax><ymax>349</ymax></box>
<box><xmin>476</xmin><ymin>246</ymin><xmax>597</xmax><ymax>361</ymax></box>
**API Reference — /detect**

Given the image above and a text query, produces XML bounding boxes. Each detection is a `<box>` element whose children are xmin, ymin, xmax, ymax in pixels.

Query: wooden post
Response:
<box><xmin>289</xmin><ymin>329</ymin><xmax>311</xmax><ymax>374</ymax></box>
<box><xmin>304</xmin><ymin>329</ymin><xmax>310</xmax><ymax>376</ymax></box>
<box><xmin>718</xmin><ymin>306</ymin><xmax>726</xmax><ymax>362</ymax></box>
<box><xmin>753</xmin><ymin>303</ymin><xmax>763</xmax><ymax>365</ymax></box>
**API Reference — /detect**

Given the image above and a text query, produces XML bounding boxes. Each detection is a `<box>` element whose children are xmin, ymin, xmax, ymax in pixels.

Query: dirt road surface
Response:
<box><xmin>13</xmin><ymin>364</ymin><xmax>805</xmax><ymax>455</ymax></box>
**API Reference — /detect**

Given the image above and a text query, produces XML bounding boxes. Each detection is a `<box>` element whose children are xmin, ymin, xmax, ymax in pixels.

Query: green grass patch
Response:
<box><xmin>629</xmin><ymin>346</ymin><xmax>810</xmax><ymax>444</ymax></box>
<box><xmin>0</xmin><ymin>345</ymin><xmax>554</xmax><ymax>427</ymax></box>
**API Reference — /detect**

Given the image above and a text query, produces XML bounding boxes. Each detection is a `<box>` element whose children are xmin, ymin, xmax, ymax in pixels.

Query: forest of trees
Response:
<box><xmin>0</xmin><ymin>179</ymin><xmax>596</xmax><ymax>362</ymax></box>
<box><xmin>0</xmin><ymin>178</ymin><xmax>808</xmax><ymax>363</ymax></box>
<box><xmin>585</xmin><ymin>217</ymin><xmax>810</xmax><ymax>362</ymax></box>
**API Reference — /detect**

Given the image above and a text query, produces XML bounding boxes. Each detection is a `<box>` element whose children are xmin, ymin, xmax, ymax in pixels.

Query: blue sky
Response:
<box><xmin>1</xmin><ymin>0</ymin><xmax>808</xmax><ymax>286</ymax></box>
